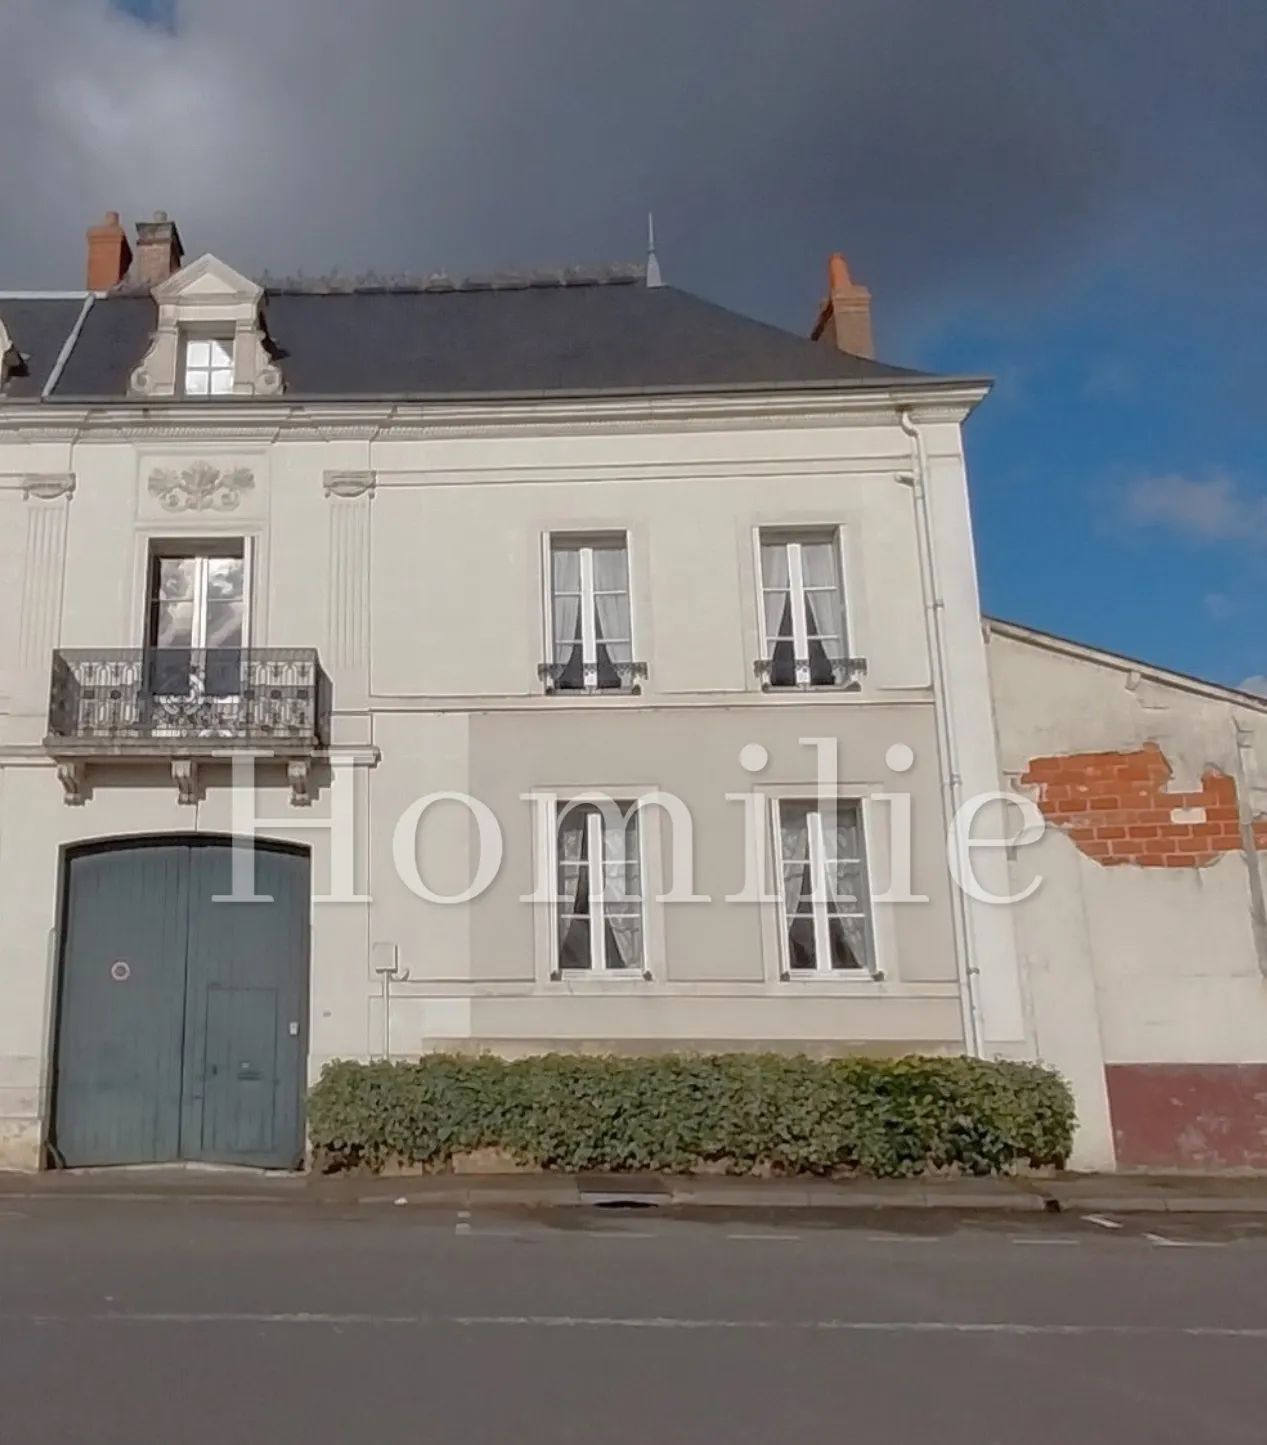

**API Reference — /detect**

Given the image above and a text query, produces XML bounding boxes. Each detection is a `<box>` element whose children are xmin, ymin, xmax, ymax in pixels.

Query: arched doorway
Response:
<box><xmin>51</xmin><ymin>836</ymin><xmax>310</xmax><ymax>1169</ymax></box>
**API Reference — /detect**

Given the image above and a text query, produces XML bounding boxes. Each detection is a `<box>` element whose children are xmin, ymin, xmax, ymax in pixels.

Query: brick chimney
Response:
<box><xmin>133</xmin><ymin>211</ymin><xmax>185</xmax><ymax>288</ymax></box>
<box><xmin>86</xmin><ymin>211</ymin><xmax>133</xmax><ymax>292</ymax></box>
<box><xmin>811</xmin><ymin>252</ymin><xmax>875</xmax><ymax>360</ymax></box>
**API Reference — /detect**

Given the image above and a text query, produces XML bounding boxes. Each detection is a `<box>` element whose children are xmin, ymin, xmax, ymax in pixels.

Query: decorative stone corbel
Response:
<box><xmin>21</xmin><ymin>473</ymin><xmax>76</xmax><ymax>502</ymax></box>
<box><xmin>171</xmin><ymin>758</ymin><xmax>199</xmax><ymax>805</ymax></box>
<box><xmin>287</xmin><ymin>759</ymin><xmax>313</xmax><ymax>807</ymax></box>
<box><xmin>323</xmin><ymin>470</ymin><xmax>377</xmax><ymax>499</ymax></box>
<box><xmin>57</xmin><ymin>762</ymin><xmax>87</xmax><ymax>806</ymax></box>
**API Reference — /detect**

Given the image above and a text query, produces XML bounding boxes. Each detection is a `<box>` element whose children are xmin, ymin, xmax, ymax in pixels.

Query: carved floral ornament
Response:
<box><xmin>148</xmin><ymin>461</ymin><xmax>255</xmax><ymax>512</ymax></box>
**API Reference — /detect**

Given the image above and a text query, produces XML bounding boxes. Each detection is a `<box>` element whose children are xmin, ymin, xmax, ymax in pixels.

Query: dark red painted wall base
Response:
<box><xmin>1106</xmin><ymin>1064</ymin><xmax>1267</xmax><ymax>1170</ymax></box>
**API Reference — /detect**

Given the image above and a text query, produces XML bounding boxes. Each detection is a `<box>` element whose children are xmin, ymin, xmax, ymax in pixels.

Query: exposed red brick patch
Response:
<box><xmin>1021</xmin><ymin>742</ymin><xmax>1263</xmax><ymax>867</ymax></box>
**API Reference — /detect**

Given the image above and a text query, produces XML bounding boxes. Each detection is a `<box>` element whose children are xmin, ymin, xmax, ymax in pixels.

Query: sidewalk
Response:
<box><xmin>4</xmin><ymin>1168</ymin><xmax>1267</xmax><ymax>1213</ymax></box>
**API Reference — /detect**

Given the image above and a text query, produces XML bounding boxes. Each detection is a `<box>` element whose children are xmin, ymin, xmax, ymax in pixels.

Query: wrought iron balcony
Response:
<box><xmin>538</xmin><ymin>659</ymin><xmax>648</xmax><ymax>695</ymax></box>
<box><xmin>754</xmin><ymin>655</ymin><xmax>868</xmax><ymax>691</ymax></box>
<box><xmin>46</xmin><ymin>649</ymin><xmax>331</xmax><ymax>755</ymax></box>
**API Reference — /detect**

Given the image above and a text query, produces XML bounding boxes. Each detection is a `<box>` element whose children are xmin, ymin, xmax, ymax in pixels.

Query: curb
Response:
<box><xmin>4</xmin><ymin>1175</ymin><xmax>1267</xmax><ymax>1215</ymax></box>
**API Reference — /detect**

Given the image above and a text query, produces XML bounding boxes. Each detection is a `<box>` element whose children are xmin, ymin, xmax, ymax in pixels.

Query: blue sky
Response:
<box><xmin>14</xmin><ymin>0</ymin><xmax>1266</xmax><ymax>691</ymax></box>
<box><xmin>915</xmin><ymin>269</ymin><xmax>1267</xmax><ymax>690</ymax></box>
<box><xmin>112</xmin><ymin>0</ymin><xmax>173</xmax><ymax>29</ymax></box>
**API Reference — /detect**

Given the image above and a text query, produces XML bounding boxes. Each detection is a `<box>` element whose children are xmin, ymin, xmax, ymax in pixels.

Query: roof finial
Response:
<box><xmin>645</xmin><ymin>212</ymin><xmax>664</xmax><ymax>289</ymax></box>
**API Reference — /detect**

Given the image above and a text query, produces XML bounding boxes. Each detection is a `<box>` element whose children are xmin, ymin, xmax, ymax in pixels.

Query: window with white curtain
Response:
<box><xmin>758</xmin><ymin>531</ymin><xmax>857</xmax><ymax>689</ymax></box>
<box><xmin>182</xmin><ymin>336</ymin><xmax>235</xmax><ymax>397</ymax></box>
<box><xmin>774</xmin><ymin>799</ymin><xmax>874</xmax><ymax>973</ymax></box>
<box><xmin>555</xmin><ymin>800</ymin><xmax>644</xmax><ymax>973</ymax></box>
<box><xmin>545</xmin><ymin>535</ymin><xmax>640</xmax><ymax>692</ymax></box>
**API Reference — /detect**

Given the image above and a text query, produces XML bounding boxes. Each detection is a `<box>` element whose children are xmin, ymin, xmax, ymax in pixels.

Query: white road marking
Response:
<box><xmin>455</xmin><ymin>1210</ymin><xmax>471</xmax><ymax>1236</ymax></box>
<box><xmin>1144</xmin><ymin>1233</ymin><xmax>1224</xmax><ymax>1249</ymax></box>
<box><xmin>1083</xmin><ymin>1214</ymin><xmax>1125</xmax><ymax>1230</ymax></box>
<box><xmin>14</xmin><ymin>1311</ymin><xmax>1267</xmax><ymax>1338</ymax></box>
<box><xmin>864</xmin><ymin>1234</ymin><xmax>941</xmax><ymax>1243</ymax></box>
<box><xmin>1008</xmin><ymin>1236</ymin><xmax>1080</xmax><ymax>1246</ymax></box>
<box><xmin>726</xmin><ymin>1233</ymin><xmax>801</xmax><ymax>1242</ymax></box>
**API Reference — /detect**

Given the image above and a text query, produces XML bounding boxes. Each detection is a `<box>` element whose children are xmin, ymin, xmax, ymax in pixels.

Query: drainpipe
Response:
<box><xmin>1232</xmin><ymin>721</ymin><xmax>1267</xmax><ymax>979</ymax></box>
<box><xmin>897</xmin><ymin>408</ymin><xmax>984</xmax><ymax>1056</ymax></box>
<box><xmin>373</xmin><ymin>942</ymin><xmax>404</xmax><ymax>1060</ymax></box>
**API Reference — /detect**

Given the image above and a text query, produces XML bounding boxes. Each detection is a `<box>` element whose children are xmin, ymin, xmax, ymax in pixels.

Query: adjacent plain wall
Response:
<box><xmin>989</xmin><ymin>626</ymin><xmax>1267</xmax><ymax>1170</ymax></box>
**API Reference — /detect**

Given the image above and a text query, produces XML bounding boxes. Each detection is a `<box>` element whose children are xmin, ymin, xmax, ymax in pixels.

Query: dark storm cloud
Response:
<box><xmin>2</xmin><ymin>0</ymin><xmax>1263</xmax><ymax>334</ymax></box>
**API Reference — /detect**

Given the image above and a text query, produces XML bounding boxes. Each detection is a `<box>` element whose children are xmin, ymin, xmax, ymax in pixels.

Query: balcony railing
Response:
<box><xmin>538</xmin><ymin>659</ymin><xmax>648</xmax><ymax>696</ymax></box>
<box><xmin>754</xmin><ymin>655</ymin><xmax>868</xmax><ymax>691</ymax></box>
<box><xmin>46</xmin><ymin>649</ymin><xmax>331</xmax><ymax>754</ymax></box>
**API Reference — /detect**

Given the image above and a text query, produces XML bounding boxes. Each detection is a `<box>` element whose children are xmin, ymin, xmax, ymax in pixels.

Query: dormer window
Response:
<box><xmin>182</xmin><ymin>335</ymin><xmax>235</xmax><ymax>397</ymax></box>
<box><xmin>129</xmin><ymin>254</ymin><xmax>282</xmax><ymax>400</ymax></box>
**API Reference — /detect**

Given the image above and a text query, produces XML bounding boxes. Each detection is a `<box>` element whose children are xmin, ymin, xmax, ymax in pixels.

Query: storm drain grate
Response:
<box><xmin>580</xmin><ymin>1192</ymin><xmax>665</xmax><ymax>1209</ymax></box>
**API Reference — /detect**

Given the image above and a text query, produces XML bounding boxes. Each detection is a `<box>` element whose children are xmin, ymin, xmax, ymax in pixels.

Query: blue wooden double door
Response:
<box><xmin>53</xmin><ymin>837</ymin><xmax>310</xmax><ymax>1169</ymax></box>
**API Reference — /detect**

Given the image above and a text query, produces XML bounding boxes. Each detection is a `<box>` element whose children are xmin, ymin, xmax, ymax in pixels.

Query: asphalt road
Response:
<box><xmin>2</xmin><ymin>1200</ymin><xmax>1266</xmax><ymax>1444</ymax></box>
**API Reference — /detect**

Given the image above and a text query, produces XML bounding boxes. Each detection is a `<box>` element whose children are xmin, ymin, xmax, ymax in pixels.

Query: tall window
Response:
<box><xmin>758</xmin><ymin>531</ymin><xmax>855</xmax><ymax>688</ymax></box>
<box><xmin>182</xmin><ymin>336</ymin><xmax>235</xmax><ymax>396</ymax></box>
<box><xmin>555</xmin><ymin>800</ymin><xmax>644</xmax><ymax>972</ymax></box>
<box><xmin>146</xmin><ymin>545</ymin><xmax>247</xmax><ymax>698</ymax></box>
<box><xmin>775</xmin><ymin>800</ymin><xmax>874</xmax><ymax>972</ymax></box>
<box><xmin>545</xmin><ymin>535</ymin><xmax>639</xmax><ymax>692</ymax></box>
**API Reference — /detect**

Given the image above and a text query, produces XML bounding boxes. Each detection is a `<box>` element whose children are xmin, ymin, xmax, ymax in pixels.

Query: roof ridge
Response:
<box><xmin>256</xmin><ymin>262</ymin><xmax>647</xmax><ymax>295</ymax></box>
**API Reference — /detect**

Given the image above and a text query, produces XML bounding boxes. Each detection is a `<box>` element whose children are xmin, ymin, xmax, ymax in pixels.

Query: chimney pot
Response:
<box><xmin>812</xmin><ymin>251</ymin><xmax>875</xmax><ymax>360</ymax></box>
<box><xmin>86</xmin><ymin>211</ymin><xmax>133</xmax><ymax>293</ymax></box>
<box><xmin>134</xmin><ymin>212</ymin><xmax>185</xmax><ymax>289</ymax></box>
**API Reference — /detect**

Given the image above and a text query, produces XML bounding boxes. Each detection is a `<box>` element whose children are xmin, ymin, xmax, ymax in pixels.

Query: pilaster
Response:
<box><xmin>323</xmin><ymin>470</ymin><xmax>375</xmax><ymax>713</ymax></box>
<box><xmin>15</xmin><ymin>474</ymin><xmax>75</xmax><ymax>714</ymax></box>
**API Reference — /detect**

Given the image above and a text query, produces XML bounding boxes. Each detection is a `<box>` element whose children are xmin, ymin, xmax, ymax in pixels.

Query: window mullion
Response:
<box><xmin>192</xmin><ymin>557</ymin><xmax>210</xmax><ymax>652</ymax></box>
<box><xmin>773</xmin><ymin>800</ymin><xmax>794</xmax><ymax>972</ymax></box>
<box><xmin>579</xmin><ymin>549</ymin><xmax>598</xmax><ymax>664</ymax></box>
<box><xmin>808</xmin><ymin>808</ymin><xmax>831</xmax><ymax>972</ymax></box>
<box><xmin>788</xmin><ymin>543</ymin><xmax>809</xmax><ymax>685</ymax></box>
<box><xmin>588</xmin><ymin>810</ymin><xmax>606</xmax><ymax>971</ymax></box>
<box><xmin>579</xmin><ymin>547</ymin><xmax>598</xmax><ymax>687</ymax></box>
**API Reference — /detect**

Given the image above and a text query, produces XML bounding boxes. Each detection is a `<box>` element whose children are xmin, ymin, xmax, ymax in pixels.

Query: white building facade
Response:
<box><xmin>0</xmin><ymin>217</ymin><xmax>1026</xmax><ymax>1170</ymax></box>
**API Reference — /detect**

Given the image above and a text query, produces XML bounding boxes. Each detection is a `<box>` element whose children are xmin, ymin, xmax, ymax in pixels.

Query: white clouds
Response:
<box><xmin>1121</xmin><ymin>476</ymin><xmax>1267</xmax><ymax>547</ymax></box>
<box><xmin>1239</xmin><ymin>677</ymin><xmax>1267</xmax><ymax>698</ymax></box>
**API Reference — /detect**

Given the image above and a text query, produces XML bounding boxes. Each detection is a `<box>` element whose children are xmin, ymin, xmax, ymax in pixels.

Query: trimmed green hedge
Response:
<box><xmin>309</xmin><ymin>1053</ymin><xmax>1074</xmax><ymax>1178</ymax></box>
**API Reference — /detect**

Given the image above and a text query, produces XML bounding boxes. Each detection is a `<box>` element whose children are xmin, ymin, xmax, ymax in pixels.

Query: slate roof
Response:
<box><xmin>0</xmin><ymin>296</ymin><xmax>90</xmax><ymax>398</ymax></box>
<box><xmin>2</xmin><ymin>270</ymin><xmax>940</xmax><ymax>404</ymax></box>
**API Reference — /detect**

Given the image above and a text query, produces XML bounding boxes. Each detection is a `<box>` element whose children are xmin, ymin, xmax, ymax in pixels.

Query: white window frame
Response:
<box><xmin>772</xmin><ymin>797</ymin><xmax>875</xmax><ymax>975</ymax></box>
<box><xmin>550</xmin><ymin>795</ymin><xmax>647</xmax><ymax>976</ymax></box>
<box><xmin>542</xmin><ymin>531</ymin><xmax>636</xmax><ymax>692</ymax></box>
<box><xmin>755</xmin><ymin>527</ymin><xmax>851</xmax><ymax>688</ymax></box>
<box><xmin>146</xmin><ymin>538</ymin><xmax>252</xmax><ymax>653</ymax></box>
<box><xmin>181</xmin><ymin>333</ymin><xmax>236</xmax><ymax>397</ymax></box>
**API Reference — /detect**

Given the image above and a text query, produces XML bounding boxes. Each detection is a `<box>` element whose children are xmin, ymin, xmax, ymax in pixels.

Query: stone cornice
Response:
<box><xmin>0</xmin><ymin>380</ymin><xmax>989</xmax><ymax>442</ymax></box>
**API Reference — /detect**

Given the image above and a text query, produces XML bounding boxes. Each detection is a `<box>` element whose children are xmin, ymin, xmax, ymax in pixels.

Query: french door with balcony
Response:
<box><xmin>145</xmin><ymin>543</ymin><xmax>249</xmax><ymax>732</ymax></box>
